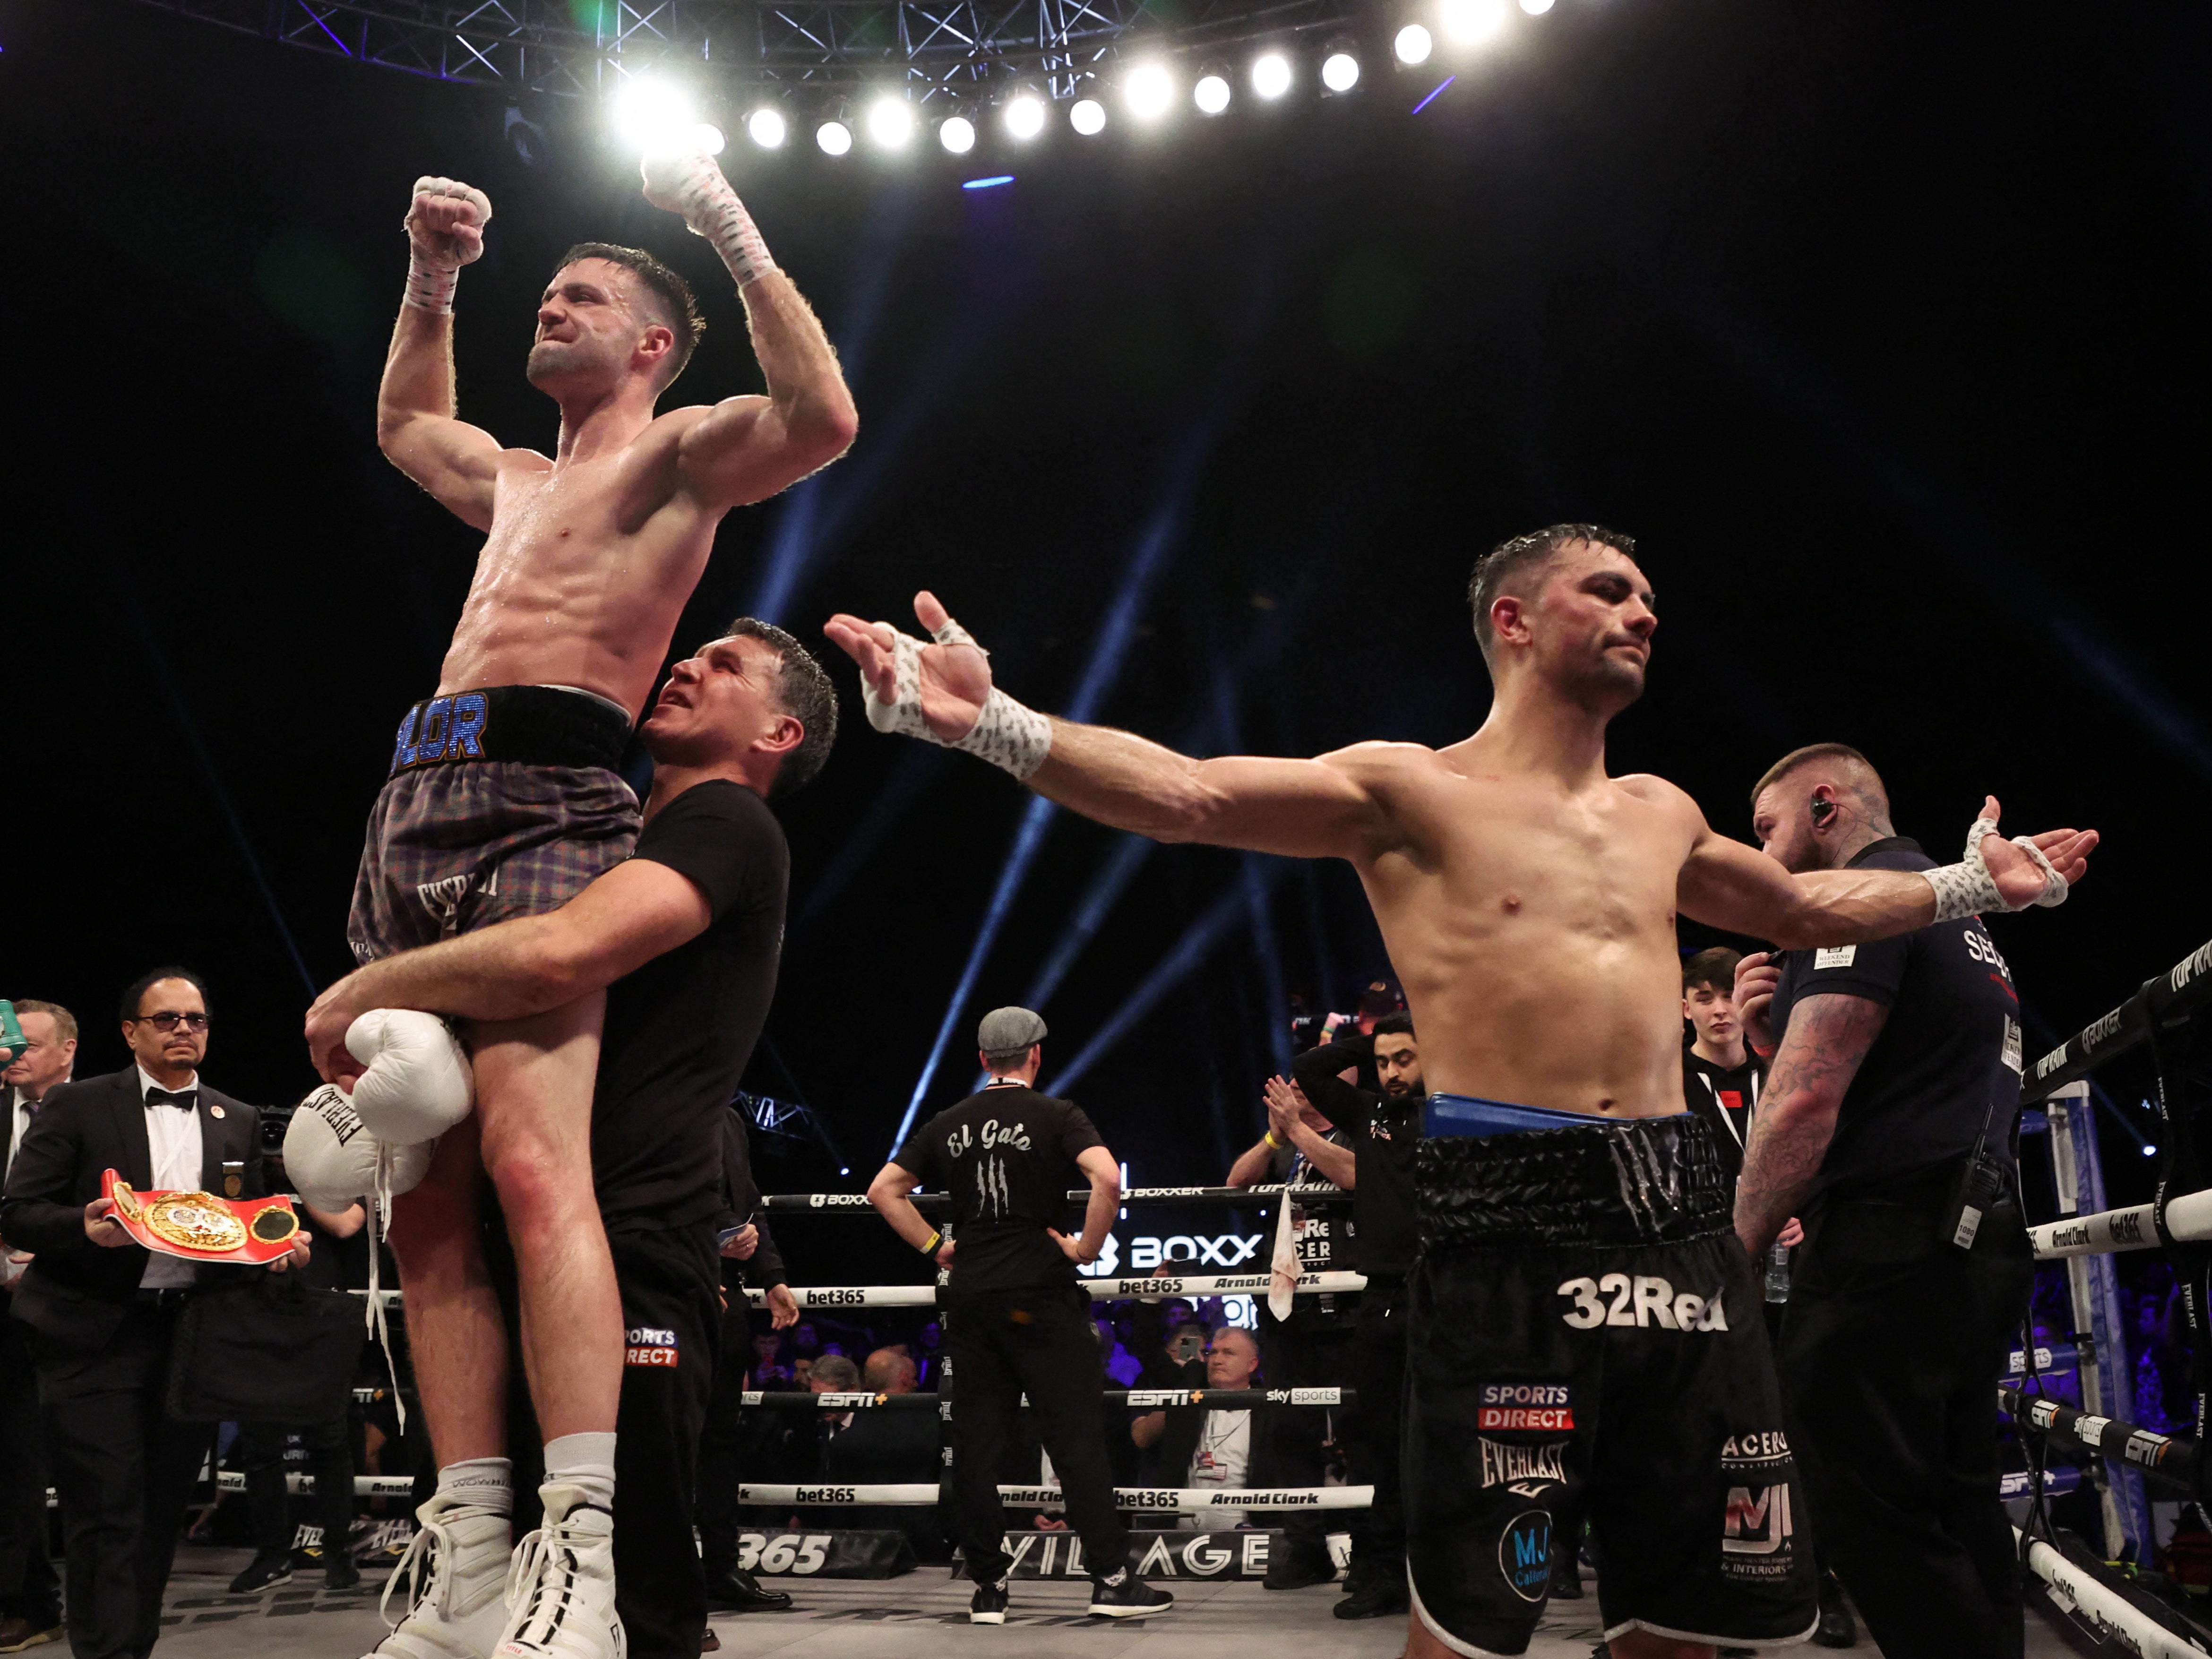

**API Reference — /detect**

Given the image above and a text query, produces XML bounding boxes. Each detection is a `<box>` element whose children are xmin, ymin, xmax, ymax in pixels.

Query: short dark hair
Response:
<box><xmin>1466</xmin><ymin>523</ymin><xmax>1638</xmax><ymax>664</ymax></box>
<box><xmin>1372</xmin><ymin>1013</ymin><xmax>1415</xmax><ymax>1040</ymax></box>
<box><xmin>555</xmin><ymin>242</ymin><xmax>706</xmax><ymax>391</ymax></box>
<box><xmin>719</xmin><ymin>617</ymin><xmax>838</xmax><ymax>798</ymax></box>
<box><xmin>1748</xmin><ymin>742</ymin><xmax>1886</xmax><ymax>814</ymax></box>
<box><xmin>1682</xmin><ymin>947</ymin><xmax>1741</xmax><ymax>997</ymax></box>
<box><xmin>120</xmin><ymin>966</ymin><xmax>210</xmax><ymax>1023</ymax></box>
<box><xmin>12</xmin><ymin>999</ymin><xmax>77</xmax><ymax>1045</ymax></box>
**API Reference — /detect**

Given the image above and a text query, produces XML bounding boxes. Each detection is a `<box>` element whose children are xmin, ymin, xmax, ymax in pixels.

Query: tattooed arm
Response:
<box><xmin>1734</xmin><ymin>993</ymin><xmax>1890</xmax><ymax>1257</ymax></box>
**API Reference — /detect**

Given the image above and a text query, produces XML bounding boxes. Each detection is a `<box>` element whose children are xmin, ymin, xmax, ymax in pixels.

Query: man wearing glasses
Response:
<box><xmin>1</xmin><ymin>969</ymin><xmax>307</xmax><ymax>1659</ymax></box>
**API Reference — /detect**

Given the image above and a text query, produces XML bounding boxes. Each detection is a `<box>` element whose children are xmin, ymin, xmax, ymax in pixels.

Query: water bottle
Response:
<box><xmin>1764</xmin><ymin>1241</ymin><xmax>1791</xmax><ymax>1303</ymax></box>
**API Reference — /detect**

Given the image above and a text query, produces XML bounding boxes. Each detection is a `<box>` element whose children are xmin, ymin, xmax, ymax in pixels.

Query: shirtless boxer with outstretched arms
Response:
<box><xmin>337</xmin><ymin>154</ymin><xmax>854</xmax><ymax>1659</ymax></box>
<box><xmin>824</xmin><ymin>524</ymin><xmax>2095</xmax><ymax>1659</ymax></box>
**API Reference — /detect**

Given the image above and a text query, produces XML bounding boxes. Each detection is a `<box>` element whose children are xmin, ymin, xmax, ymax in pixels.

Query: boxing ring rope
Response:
<box><xmin>740</xmin><ymin>1386</ymin><xmax>1353</xmax><ymax>1409</ymax></box>
<box><xmin>733</xmin><ymin>1483</ymin><xmax>1373</xmax><ymax>1513</ymax></box>
<box><xmin>1999</xmin><ymin>932</ymin><xmax>2212</xmax><ymax>1654</ymax></box>
<box><xmin>755</xmin><ymin>1180</ymin><xmax>1350</xmax><ymax>1215</ymax></box>
<box><xmin>738</xmin><ymin>1270</ymin><xmax>1367</xmax><ymax>1309</ymax></box>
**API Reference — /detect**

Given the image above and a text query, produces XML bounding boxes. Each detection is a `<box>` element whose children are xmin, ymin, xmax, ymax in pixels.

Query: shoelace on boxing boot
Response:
<box><xmin>379</xmin><ymin>1516</ymin><xmax>456</xmax><ymax>1631</ymax></box>
<box><xmin>499</xmin><ymin>1506</ymin><xmax>611</xmax><ymax>1651</ymax></box>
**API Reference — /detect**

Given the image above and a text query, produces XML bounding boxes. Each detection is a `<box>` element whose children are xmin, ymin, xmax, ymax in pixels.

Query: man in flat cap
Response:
<box><xmin>867</xmin><ymin>1008</ymin><xmax>1170</xmax><ymax>1624</ymax></box>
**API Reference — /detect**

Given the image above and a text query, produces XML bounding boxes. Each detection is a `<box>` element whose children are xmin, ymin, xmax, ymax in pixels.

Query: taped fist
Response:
<box><xmin>405</xmin><ymin>175</ymin><xmax>492</xmax><ymax>270</ymax></box>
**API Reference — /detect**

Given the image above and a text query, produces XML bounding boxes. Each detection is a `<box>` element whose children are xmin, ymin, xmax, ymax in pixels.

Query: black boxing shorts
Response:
<box><xmin>1404</xmin><ymin>1100</ymin><xmax>1817</xmax><ymax>1654</ymax></box>
<box><xmin>346</xmin><ymin>686</ymin><xmax>640</xmax><ymax>963</ymax></box>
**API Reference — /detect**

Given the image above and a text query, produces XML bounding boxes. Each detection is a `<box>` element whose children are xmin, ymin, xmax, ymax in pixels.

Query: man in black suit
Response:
<box><xmin>1</xmin><ymin>999</ymin><xmax>77</xmax><ymax>1651</ymax></box>
<box><xmin>0</xmin><ymin>969</ymin><xmax>306</xmax><ymax>1659</ymax></box>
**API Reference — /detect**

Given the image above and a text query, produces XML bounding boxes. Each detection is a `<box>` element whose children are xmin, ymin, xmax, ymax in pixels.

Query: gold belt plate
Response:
<box><xmin>144</xmin><ymin>1191</ymin><xmax>249</xmax><ymax>1254</ymax></box>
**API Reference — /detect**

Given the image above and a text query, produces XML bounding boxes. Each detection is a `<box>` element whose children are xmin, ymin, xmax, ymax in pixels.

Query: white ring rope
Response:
<box><xmin>740</xmin><ymin>1270</ymin><xmax>1368</xmax><ymax>1309</ymax></box>
<box><xmin>759</xmin><ymin>1181</ymin><xmax>1349</xmax><ymax>1214</ymax></box>
<box><xmin>737</xmin><ymin>1482</ymin><xmax>1374</xmax><ymax>1513</ymax></box>
<box><xmin>2030</xmin><ymin>1189</ymin><xmax>2212</xmax><ymax>1261</ymax></box>
<box><xmin>2017</xmin><ymin>1529</ymin><xmax>2212</xmax><ymax>1659</ymax></box>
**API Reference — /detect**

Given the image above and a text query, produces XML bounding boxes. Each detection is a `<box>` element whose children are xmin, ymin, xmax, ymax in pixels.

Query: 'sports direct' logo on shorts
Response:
<box><xmin>1498</xmin><ymin>1511</ymin><xmax>1553</xmax><ymax>1603</ymax></box>
<box><xmin>625</xmin><ymin>1326</ymin><xmax>679</xmax><ymax>1368</ymax></box>
<box><xmin>1477</xmin><ymin>1383</ymin><xmax>1574</xmax><ymax>1432</ymax></box>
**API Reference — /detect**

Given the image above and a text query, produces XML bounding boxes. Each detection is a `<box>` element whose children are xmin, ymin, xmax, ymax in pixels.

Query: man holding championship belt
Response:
<box><xmin>0</xmin><ymin>969</ymin><xmax>308</xmax><ymax>1659</ymax></box>
<box><xmin>342</xmin><ymin>135</ymin><xmax>855</xmax><ymax>1659</ymax></box>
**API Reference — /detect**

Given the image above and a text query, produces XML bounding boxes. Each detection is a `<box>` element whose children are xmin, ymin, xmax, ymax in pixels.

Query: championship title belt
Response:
<box><xmin>101</xmin><ymin>1168</ymin><xmax>302</xmax><ymax>1264</ymax></box>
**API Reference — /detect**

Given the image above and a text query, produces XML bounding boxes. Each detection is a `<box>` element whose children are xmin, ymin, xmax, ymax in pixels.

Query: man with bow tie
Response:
<box><xmin>0</xmin><ymin>968</ymin><xmax>306</xmax><ymax>1659</ymax></box>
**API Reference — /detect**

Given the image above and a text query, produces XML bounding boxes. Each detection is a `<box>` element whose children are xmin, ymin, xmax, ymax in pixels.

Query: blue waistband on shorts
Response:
<box><xmin>1422</xmin><ymin>1092</ymin><xmax>1695</xmax><ymax>1138</ymax></box>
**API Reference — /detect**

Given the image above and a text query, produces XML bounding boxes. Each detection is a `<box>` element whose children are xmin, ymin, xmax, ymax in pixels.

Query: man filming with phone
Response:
<box><xmin>1733</xmin><ymin>744</ymin><xmax>2038</xmax><ymax>1659</ymax></box>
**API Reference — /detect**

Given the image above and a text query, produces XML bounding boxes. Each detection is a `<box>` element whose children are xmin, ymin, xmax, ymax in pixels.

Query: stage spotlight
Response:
<box><xmin>747</xmin><ymin>107</ymin><xmax>787</xmax><ymax>148</ymax></box>
<box><xmin>867</xmin><ymin>95</ymin><xmax>915</xmax><ymax>149</ymax></box>
<box><xmin>1440</xmin><ymin>0</ymin><xmax>1508</xmax><ymax>44</ymax></box>
<box><xmin>1006</xmin><ymin>93</ymin><xmax>1047</xmax><ymax>139</ymax></box>
<box><xmin>1322</xmin><ymin>50</ymin><xmax>1360</xmax><ymax>92</ymax></box>
<box><xmin>694</xmin><ymin>124</ymin><xmax>726</xmax><ymax>155</ymax></box>
<box><xmin>1195</xmin><ymin>73</ymin><xmax>1231</xmax><ymax>114</ymax></box>
<box><xmin>939</xmin><ymin>114</ymin><xmax>976</xmax><ymax>153</ymax></box>
<box><xmin>1519</xmin><ymin>0</ymin><xmax>1554</xmax><ymax>11</ymax></box>
<box><xmin>610</xmin><ymin>77</ymin><xmax>698</xmax><ymax>155</ymax></box>
<box><xmin>1251</xmin><ymin>52</ymin><xmax>1293</xmax><ymax>99</ymax></box>
<box><xmin>1070</xmin><ymin>96</ymin><xmax>1107</xmax><ymax>135</ymax></box>
<box><xmin>817</xmin><ymin>119</ymin><xmax>853</xmax><ymax>155</ymax></box>
<box><xmin>1125</xmin><ymin>61</ymin><xmax>1175</xmax><ymax>120</ymax></box>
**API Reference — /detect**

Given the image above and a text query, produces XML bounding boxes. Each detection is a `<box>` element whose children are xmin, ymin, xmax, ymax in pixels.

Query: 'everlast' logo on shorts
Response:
<box><xmin>625</xmin><ymin>1326</ymin><xmax>678</xmax><ymax>1367</ymax></box>
<box><xmin>1478</xmin><ymin>1439</ymin><xmax>1568</xmax><ymax>1489</ymax></box>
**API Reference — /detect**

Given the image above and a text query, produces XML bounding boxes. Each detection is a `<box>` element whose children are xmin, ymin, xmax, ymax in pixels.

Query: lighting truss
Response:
<box><xmin>139</xmin><ymin>0</ymin><xmax>1359</xmax><ymax>103</ymax></box>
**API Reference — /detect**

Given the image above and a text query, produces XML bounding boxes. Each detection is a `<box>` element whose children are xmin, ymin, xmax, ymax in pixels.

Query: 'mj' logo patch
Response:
<box><xmin>1498</xmin><ymin>1509</ymin><xmax>1552</xmax><ymax>1603</ymax></box>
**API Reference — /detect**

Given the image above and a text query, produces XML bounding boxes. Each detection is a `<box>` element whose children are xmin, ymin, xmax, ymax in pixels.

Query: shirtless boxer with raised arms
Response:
<box><xmin>340</xmin><ymin>153</ymin><xmax>855</xmax><ymax>1659</ymax></box>
<box><xmin>824</xmin><ymin>524</ymin><xmax>2096</xmax><ymax>1659</ymax></box>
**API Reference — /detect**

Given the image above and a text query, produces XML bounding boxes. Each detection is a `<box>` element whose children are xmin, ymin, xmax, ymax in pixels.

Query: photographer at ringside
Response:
<box><xmin>1287</xmin><ymin>1012</ymin><xmax>1423</xmax><ymax>1621</ymax></box>
<box><xmin>1735</xmin><ymin>744</ymin><xmax>2042</xmax><ymax>1659</ymax></box>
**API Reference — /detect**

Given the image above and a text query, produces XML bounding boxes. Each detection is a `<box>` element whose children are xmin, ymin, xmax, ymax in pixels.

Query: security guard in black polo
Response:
<box><xmin>1734</xmin><ymin>744</ymin><xmax>2037</xmax><ymax>1659</ymax></box>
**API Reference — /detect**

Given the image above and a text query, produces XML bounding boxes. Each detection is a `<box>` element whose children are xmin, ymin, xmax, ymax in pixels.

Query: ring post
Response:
<box><xmin>2046</xmin><ymin>1082</ymin><xmax>2152</xmax><ymax>1559</ymax></box>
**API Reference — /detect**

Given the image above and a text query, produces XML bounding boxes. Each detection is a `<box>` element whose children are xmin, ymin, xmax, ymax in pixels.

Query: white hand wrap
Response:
<box><xmin>861</xmin><ymin>614</ymin><xmax>1053</xmax><ymax>780</ymax></box>
<box><xmin>1920</xmin><ymin>816</ymin><xmax>2069</xmax><ymax>923</ymax></box>
<box><xmin>644</xmin><ymin>151</ymin><xmax>775</xmax><ymax>287</ymax></box>
<box><xmin>403</xmin><ymin>175</ymin><xmax>491</xmax><ymax>314</ymax></box>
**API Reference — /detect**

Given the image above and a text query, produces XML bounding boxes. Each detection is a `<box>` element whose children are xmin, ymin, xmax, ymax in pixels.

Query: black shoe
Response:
<box><xmin>1815</xmin><ymin>1572</ymin><xmax>1858</xmax><ymax>1648</ymax></box>
<box><xmin>970</xmin><ymin>1579</ymin><xmax>1010</xmax><ymax>1625</ymax></box>
<box><xmin>705</xmin><ymin>1568</ymin><xmax>793</xmax><ymax>1613</ymax></box>
<box><xmin>1262</xmin><ymin>1547</ymin><xmax>1336</xmax><ymax>1590</ymax></box>
<box><xmin>1548</xmin><ymin>1552</ymin><xmax>1584</xmax><ymax>1600</ymax></box>
<box><xmin>700</xmin><ymin>1627</ymin><xmax>721</xmax><ymax>1652</ymax></box>
<box><xmin>0</xmin><ymin>1618</ymin><xmax>64</xmax><ymax>1654</ymax></box>
<box><xmin>1334</xmin><ymin>1576</ymin><xmax>1410</xmax><ymax>1619</ymax></box>
<box><xmin>324</xmin><ymin>1557</ymin><xmax>361</xmax><ymax>1591</ymax></box>
<box><xmin>226</xmin><ymin>1555</ymin><xmax>293</xmax><ymax>1593</ymax></box>
<box><xmin>1087</xmin><ymin>1572</ymin><xmax>1173</xmax><ymax>1618</ymax></box>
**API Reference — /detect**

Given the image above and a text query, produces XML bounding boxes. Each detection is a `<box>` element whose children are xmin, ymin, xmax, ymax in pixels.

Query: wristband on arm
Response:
<box><xmin>920</xmin><ymin>1229</ymin><xmax>942</xmax><ymax>1257</ymax></box>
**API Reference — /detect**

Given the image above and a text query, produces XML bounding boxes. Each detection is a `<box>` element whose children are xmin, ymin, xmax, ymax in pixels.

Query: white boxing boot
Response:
<box><xmin>495</xmin><ymin>1483</ymin><xmax>624</xmax><ymax>1659</ymax></box>
<box><xmin>365</xmin><ymin>1493</ymin><xmax>513</xmax><ymax>1659</ymax></box>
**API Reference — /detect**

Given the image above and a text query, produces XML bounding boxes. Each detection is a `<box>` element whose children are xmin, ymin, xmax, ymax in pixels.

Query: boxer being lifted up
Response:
<box><xmin>340</xmin><ymin>153</ymin><xmax>854</xmax><ymax>1659</ymax></box>
<box><xmin>825</xmin><ymin>525</ymin><xmax>2096</xmax><ymax>1659</ymax></box>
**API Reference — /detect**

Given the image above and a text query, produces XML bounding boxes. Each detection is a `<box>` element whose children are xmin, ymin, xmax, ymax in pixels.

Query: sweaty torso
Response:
<box><xmin>439</xmin><ymin>416</ymin><xmax>717</xmax><ymax>716</ymax></box>
<box><xmin>1345</xmin><ymin>741</ymin><xmax>1702</xmax><ymax>1119</ymax></box>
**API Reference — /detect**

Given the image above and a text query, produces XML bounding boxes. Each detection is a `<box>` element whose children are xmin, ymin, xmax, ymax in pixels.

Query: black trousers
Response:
<box><xmin>944</xmin><ymin>1285</ymin><xmax>1128</xmax><ymax>1583</ymax></box>
<box><xmin>236</xmin><ymin>1415</ymin><xmax>354</xmax><ymax>1562</ymax></box>
<box><xmin>0</xmin><ymin>1301</ymin><xmax>59</xmax><ymax>1625</ymax></box>
<box><xmin>37</xmin><ymin>1302</ymin><xmax>213</xmax><ymax>1659</ymax></box>
<box><xmin>1350</xmin><ymin>1275</ymin><xmax>1406</xmax><ymax>1576</ymax></box>
<box><xmin>1778</xmin><ymin>1179</ymin><xmax>2035</xmax><ymax>1659</ymax></box>
<box><xmin>508</xmin><ymin>1228</ymin><xmax>720</xmax><ymax>1659</ymax></box>
<box><xmin>1257</xmin><ymin>1303</ymin><xmax>1357</xmax><ymax>1561</ymax></box>
<box><xmin>695</xmin><ymin>1291</ymin><xmax>753</xmax><ymax>1581</ymax></box>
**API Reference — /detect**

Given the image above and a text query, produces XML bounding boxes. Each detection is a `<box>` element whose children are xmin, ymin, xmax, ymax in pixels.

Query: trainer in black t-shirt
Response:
<box><xmin>891</xmin><ymin>1083</ymin><xmax>1104</xmax><ymax>1292</ymax></box>
<box><xmin>592</xmin><ymin>779</ymin><xmax>790</xmax><ymax>1235</ymax></box>
<box><xmin>1292</xmin><ymin>1036</ymin><xmax>1420</xmax><ymax>1280</ymax></box>
<box><xmin>1767</xmin><ymin>836</ymin><xmax>2023</xmax><ymax>1201</ymax></box>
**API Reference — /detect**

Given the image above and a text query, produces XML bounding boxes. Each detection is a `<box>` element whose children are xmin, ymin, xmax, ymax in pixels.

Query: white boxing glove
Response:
<box><xmin>345</xmin><ymin>1009</ymin><xmax>475</xmax><ymax>1144</ymax></box>
<box><xmin>283</xmin><ymin>1083</ymin><xmax>435</xmax><ymax>1211</ymax></box>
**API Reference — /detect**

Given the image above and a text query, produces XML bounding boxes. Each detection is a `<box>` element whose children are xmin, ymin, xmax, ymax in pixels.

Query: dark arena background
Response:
<box><xmin>3</xmin><ymin>0</ymin><xmax>2211</xmax><ymax>1651</ymax></box>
